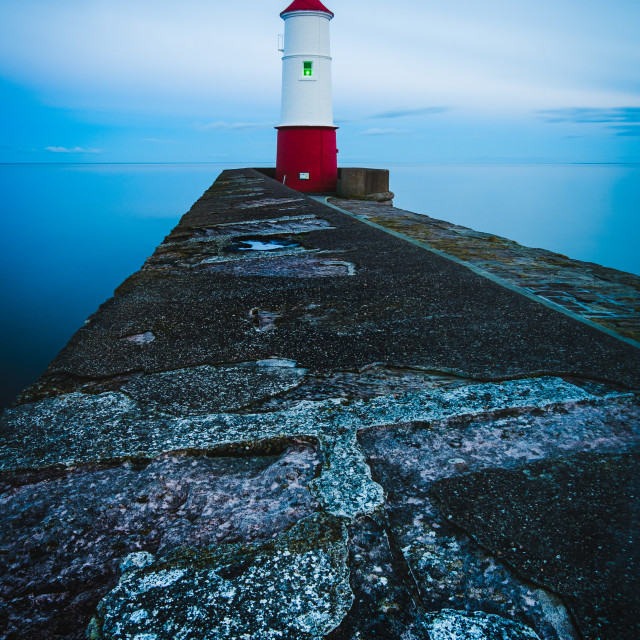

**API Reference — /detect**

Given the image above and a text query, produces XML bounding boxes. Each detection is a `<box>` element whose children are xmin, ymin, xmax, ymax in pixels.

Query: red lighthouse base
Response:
<box><xmin>276</xmin><ymin>127</ymin><xmax>338</xmax><ymax>193</ymax></box>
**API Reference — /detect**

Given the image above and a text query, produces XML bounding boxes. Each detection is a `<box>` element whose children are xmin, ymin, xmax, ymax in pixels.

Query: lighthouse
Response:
<box><xmin>276</xmin><ymin>0</ymin><xmax>338</xmax><ymax>193</ymax></box>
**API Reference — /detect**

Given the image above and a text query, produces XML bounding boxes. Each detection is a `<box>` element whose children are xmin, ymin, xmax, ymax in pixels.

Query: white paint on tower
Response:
<box><xmin>280</xmin><ymin>10</ymin><xmax>334</xmax><ymax>128</ymax></box>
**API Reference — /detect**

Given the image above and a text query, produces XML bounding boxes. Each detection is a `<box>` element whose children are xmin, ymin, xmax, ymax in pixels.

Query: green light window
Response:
<box><xmin>303</xmin><ymin>61</ymin><xmax>313</xmax><ymax>76</ymax></box>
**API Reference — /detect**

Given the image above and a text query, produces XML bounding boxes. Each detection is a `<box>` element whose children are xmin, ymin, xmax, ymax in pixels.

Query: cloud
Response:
<box><xmin>370</xmin><ymin>106</ymin><xmax>449</xmax><ymax>119</ymax></box>
<box><xmin>538</xmin><ymin>107</ymin><xmax>640</xmax><ymax>138</ymax></box>
<box><xmin>360</xmin><ymin>128</ymin><xmax>412</xmax><ymax>136</ymax></box>
<box><xmin>337</xmin><ymin>106</ymin><xmax>449</xmax><ymax>125</ymax></box>
<box><xmin>45</xmin><ymin>146</ymin><xmax>102</xmax><ymax>153</ymax></box>
<box><xmin>196</xmin><ymin>121</ymin><xmax>272</xmax><ymax>131</ymax></box>
<box><xmin>0</xmin><ymin>1</ymin><xmax>283</xmax><ymax>111</ymax></box>
<box><xmin>538</xmin><ymin>107</ymin><xmax>640</xmax><ymax>124</ymax></box>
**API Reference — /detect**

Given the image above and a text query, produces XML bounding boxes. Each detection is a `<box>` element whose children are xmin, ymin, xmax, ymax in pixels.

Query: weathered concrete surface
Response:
<box><xmin>1</xmin><ymin>445</ymin><xmax>320</xmax><ymax>639</ymax></box>
<box><xmin>1</xmin><ymin>168</ymin><xmax>639</xmax><ymax>640</ymax></box>
<box><xmin>329</xmin><ymin>198</ymin><xmax>640</xmax><ymax>342</ymax></box>
<box><xmin>336</xmin><ymin>168</ymin><xmax>392</xmax><ymax>201</ymax></box>
<box><xmin>431</xmin><ymin>447</ymin><xmax>640</xmax><ymax>640</ymax></box>
<box><xmin>16</xmin><ymin>172</ymin><xmax>640</xmax><ymax>393</ymax></box>
<box><xmin>358</xmin><ymin>397</ymin><xmax>639</xmax><ymax>640</ymax></box>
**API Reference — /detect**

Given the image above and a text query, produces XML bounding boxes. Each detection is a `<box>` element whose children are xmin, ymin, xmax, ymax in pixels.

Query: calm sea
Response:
<box><xmin>1</xmin><ymin>162</ymin><xmax>639</xmax><ymax>410</ymax></box>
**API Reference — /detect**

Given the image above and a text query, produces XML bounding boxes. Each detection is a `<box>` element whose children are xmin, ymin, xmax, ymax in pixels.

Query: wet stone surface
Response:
<box><xmin>253</xmin><ymin>364</ymin><xmax>474</xmax><ymax>412</ymax></box>
<box><xmin>199</xmin><ymin>253</ymin><xmax>357</xmax><ymax>277</ymax></box>
<box><xmin>326</xmin><ymin>516</ymin><xmax>430</xmax><ymax>640</ymax></box>
<box><xmin>1</xmin><ymin>169</ymin><xmax>639</xmax><ymax>639</ymax></box>
<box><xmin>0</xmin><ymin>444</ymin><xmax>320</xmax><ymax>640</ymax></box>
<box><xmin>145</xmin><ymin>212</ymin><xmax>333</xmax><ymax>272</ymax></box>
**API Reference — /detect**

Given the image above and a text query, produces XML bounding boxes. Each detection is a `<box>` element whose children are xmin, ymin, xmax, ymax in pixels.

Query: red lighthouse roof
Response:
<box><xmin>280</xmin><ymin>0</ymin><xmax>334</xmax><ymax>18</ymax></box>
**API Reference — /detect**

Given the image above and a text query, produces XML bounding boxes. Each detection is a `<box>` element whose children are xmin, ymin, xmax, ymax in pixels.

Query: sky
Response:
<box><xmin>1</xmin><ymin>0</ymin><xmax>639</xmax><ymax>164</ymax></box>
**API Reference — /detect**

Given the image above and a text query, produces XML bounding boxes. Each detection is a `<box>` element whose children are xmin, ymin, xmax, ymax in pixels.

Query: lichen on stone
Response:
<box><xmin>310</xmin><ymin>429</ymin><xmax>385</xmax><ymax>519</ymax></box>
<box><xmin>119</xmin><ymin>359</ymin><xmax>307</xmax><ymax>415</ymax></box>
<box><xmin>92</xmin><ymin>513</ymin><xmax>353</xmax><ymax>640</ymax></box>
<box><xmin>0</xmin><ymin>444</ymin><xmax>321</xmax><ymax>638</ymax></box>
<box><xmin>120</xmin><ymin>552</ymin><xmax>156</xmax><ymax>574</ymax></box>
<box><xmin>0</xmin><ymin>376</ymin><xmax>610</xmax><ymax>524</ymax></box>
<box><xmin>424</xmin><ymin>609</ymin><xmax>541</xmax><ymax>640</ymax></box>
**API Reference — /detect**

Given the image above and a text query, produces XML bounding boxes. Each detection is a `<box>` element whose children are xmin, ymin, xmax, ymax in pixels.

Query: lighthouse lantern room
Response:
<box><xmin>276</xmin><ymin>0</ymin><xmax>338</xmax><ymax>193</ymax></box>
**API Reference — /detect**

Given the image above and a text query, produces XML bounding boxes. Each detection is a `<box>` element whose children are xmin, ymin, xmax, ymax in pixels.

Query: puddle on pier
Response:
<box><xmin>144</xmin><ymin>210</ymin><xmax>352</xmax><ymax>276</ymax></box>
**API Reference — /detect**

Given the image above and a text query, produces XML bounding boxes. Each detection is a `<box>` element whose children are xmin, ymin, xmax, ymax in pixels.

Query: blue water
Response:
<box><xmin>389</xmin><ymin>163</ymin><xmax>640</xmax><ymax>276</ymax></box>
<box><xmin>1</xmin><ymin>162</ymin><xmax>638</xmax><ymax>410</ymax></box>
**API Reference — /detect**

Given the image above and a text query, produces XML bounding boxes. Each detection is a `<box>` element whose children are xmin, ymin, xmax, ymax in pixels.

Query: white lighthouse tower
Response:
<box><xmin>276</xmin><ymin>0</ymin><xmax>338</xmax><ymax>193</ymax></box>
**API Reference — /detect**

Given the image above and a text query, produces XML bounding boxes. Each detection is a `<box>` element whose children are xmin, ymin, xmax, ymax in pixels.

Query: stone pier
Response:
<box><xmin>1</xmin><ymin>168</ymin><xmax>638</xmax><ymax>640</ymax></box>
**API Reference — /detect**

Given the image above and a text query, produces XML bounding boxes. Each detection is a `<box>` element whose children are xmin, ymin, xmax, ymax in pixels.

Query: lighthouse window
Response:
<box><xmin>303</xmin><ymin>61</ymin><xmax>313</xmax><ymax>76</ymax></box>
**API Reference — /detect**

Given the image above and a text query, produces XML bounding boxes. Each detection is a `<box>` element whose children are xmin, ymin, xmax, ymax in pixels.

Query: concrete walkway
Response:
<box><xmin>327</xmin><ymin>196</ymin><xmax>640</xmax><ymax>345</ymax></box>
<box><xmin>1</xmin><ymin>168</ymin><xmax>638</xmax><ymax>640</ymax></box>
